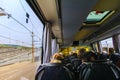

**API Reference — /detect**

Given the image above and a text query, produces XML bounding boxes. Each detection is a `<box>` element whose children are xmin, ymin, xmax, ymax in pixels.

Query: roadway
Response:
<box><xmin>0</xmin><ymin>61</ymin><xmax>40</xmax><ymax>80</ymax></box>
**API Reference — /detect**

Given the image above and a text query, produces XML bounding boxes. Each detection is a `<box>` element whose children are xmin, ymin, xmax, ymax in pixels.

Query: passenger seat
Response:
<box><xmin>78</xmin><ymin>60</ymin><xmax>120</xmax><ymax>80</ymax></box>
<box><xmin>35</xmin><ymin>63</ymin><xmax>74</xmax><ymax>80</ymax></box>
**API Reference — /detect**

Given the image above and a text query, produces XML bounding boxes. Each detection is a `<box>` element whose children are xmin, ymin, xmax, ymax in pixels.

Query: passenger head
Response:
<box><xmin>50</xmin><ymin>53</ymin><xmax>63</xmax><ymax>63</ymax></box>
<box><xmin>69</xmin><ymin>51</ymin><xmax>77</xmax><ymax>57</ymax></box>
<box><xmin>69</xmin><ymin>51</ymin><xmax>74</xmax><ymax>55</ymax></box>
<box><xmin>82</xmin><ymin>51</ymin><xmax>97</xmax><ymax>62</ymax></box>
<box><xmin>109</xmin><ymin>48</ymin><xmax>115</xmax><ymax>54</ymax></box>
<box><xmin>78</xmin><ymin>48</ymin><xmax>86</xmax><ymax>59</ymax></box>
<box><xmin>80</xmin><ymin>48</ymin><xmax>86</xmax><ymax>53</ymax></box>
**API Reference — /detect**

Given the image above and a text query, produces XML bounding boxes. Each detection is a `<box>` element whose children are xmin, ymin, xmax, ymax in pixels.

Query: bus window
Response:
<box><xmin>92</xmin><ymin>42</ymin><xmax>99</xmax><ymax>52</ymax></box>
<box><xmin>100</xmin><ymin>38</ymin><xmax>114</xmax><ymax>53</ymax></box>
<box><xmin>0</xmin><ymin>0</ymin><xmax>43</xmax><ymax>65</ymax></box>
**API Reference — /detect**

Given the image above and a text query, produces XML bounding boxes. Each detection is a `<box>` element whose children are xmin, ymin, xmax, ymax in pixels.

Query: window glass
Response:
<box><xmin>100</xmin><ymin>37</ymin><xmax>113</xmax><ymax>53</ymax></box>
<box><xmin>0</xmin><ymin>0</ymin><xmax>43</xmax><ymax>64</ymax></box>
<box><xmin>92</xmin><ymin>42</ymin><xmax>99</xmax><ymax>52</ymax></box>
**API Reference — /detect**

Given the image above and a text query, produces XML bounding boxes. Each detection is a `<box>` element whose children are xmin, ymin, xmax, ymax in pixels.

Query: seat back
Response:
<box><xmin>36</xmin><ymin>63</ymin><xmax>74</xmax><ymax>80</ymax></box>
<box><xmin>79</xmin><ymin>60</ymin><xmax>120</xmax><ymax>80</ymax></box>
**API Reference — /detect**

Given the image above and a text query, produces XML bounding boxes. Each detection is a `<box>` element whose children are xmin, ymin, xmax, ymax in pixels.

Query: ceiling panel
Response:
<box><xmin>93</xmin><ymin>0</ymin><xmax>120</xmax><ymax>10</ymax></box>
<box><xmin>37</xmin><ymin>0</ymin><xmax>58</xmax><ymax>22</ymax></box>
<box><xmin>74</xmin><ymin>27</ymin><xmax>96</xmax><ymax>41</ymax></box>
<box><xmin>36</xmin><ymin>0</ymin><xmax>62</xmax><ymax>43</ymax></box>
<box><xmin>61</xmin><ymin>0</ymin><xmax>98</xmax><ymax>46</ymax></box>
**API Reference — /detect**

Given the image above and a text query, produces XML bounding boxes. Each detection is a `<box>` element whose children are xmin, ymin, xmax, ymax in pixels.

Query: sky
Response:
<box><xmin>0</xmin><ymin>0</ymin><xmax>43</xmax><ymax>47</ymax></box>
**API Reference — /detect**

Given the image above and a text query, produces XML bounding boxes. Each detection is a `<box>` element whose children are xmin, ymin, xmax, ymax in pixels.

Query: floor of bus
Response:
<box><xmin>0</xmin><ymin>61</ymin><xmax>41</xmax><ymax>80</ymax></box>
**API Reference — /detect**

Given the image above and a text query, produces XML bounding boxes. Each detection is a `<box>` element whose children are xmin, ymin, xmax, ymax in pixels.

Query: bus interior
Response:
<box><xmin>27</xmin><ymin>0</ymin><xmax>120</xmax><ymax>61</ymax></box>
<box><xmin>0</xmin><ymin>0</ymin><xmax>120</xmax><ymax>80</ymax></box>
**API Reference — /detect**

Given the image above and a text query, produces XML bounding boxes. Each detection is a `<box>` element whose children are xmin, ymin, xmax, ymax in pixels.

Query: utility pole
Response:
<box><xmin>31</xmin><ymin>32</ymin><xmax>34</xmax><ymax>62</ymax></box>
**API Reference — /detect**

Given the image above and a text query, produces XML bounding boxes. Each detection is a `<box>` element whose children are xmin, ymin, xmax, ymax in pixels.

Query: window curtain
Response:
<box><xmin>56</xmin><ymin>43</ymin><xmax>59</xmax><ymax>52</ymax></box>
<box><xmin>43</xmin><ymin>22</ymin><xmax>52</xmax><ymax>63</ymax></box>
<box><xmin>51</xmin><ymin>39</ymin><xmax>57</xmax><ymax>55</ymax></box>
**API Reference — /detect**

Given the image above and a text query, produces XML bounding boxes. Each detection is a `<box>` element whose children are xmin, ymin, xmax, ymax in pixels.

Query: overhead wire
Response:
<box><xmin>0</xmin><ymin>3</ymin><xmax>33</xmax><ymax>47</ymax></box>
<box><xmin>19</xmin><ymin>0</ymin><xmax>41</xmax><ymax>33</ymax></box>
<box><xmin>0</xmin><ymin>22</ymin><xmax>30</xmax><ymax>34</ymax></box>
<box><xmin>0</xmin><ymin>35</ymin><xmax>31</xmax><ymax>46</ymax></box>
<box><xmin>0</xmin><ymin>3</ymin><xmax>41</xmax><ymax>46</ymax></box>
<box><xmin>29</xmin><ymin>18</ymin><xmax>41</xmax><ymax>36</ymax></box>
<box><xmin>0</xmin><ymin>9</ymin><xmax>35</xmax><ymax>46</ymax></box>
<box><xmin>0</xmin><ymin>7</ymin><xmax>32</xmax><ymax>33</ymax></box>
<box><xmin>10</xmin><ymin>16</ymin><xmax>32</xmax><ymax>33</ymax></box>
<box><xmin>19</xmin><ymin>0</ymin><xmax>42</xmax><ymax>39</ymax></box>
